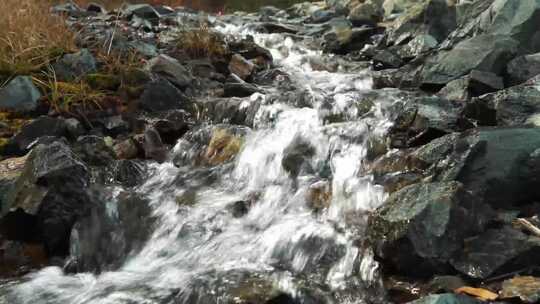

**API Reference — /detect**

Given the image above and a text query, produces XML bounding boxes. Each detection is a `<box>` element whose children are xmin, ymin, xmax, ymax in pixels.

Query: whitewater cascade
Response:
<box><xmin>1</xmin><ymin>20</ymin><xmax>406</xmax><ymax>304</ymax></box>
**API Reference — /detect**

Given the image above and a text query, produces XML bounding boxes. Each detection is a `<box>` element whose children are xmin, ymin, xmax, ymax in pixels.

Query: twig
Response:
<box><xmin>514</xmin><ymin>218</ymin><xmax>540</xmax><ymax>237</ymax></box>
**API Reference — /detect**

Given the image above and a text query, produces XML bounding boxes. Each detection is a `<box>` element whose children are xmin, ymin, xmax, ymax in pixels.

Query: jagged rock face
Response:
<box><xmin>1</xmin><ymin>142</ymin><xmax>91</xmax><ymax>256</ymax></box>
<box><xmin>475</xmin><ymin>75</ymin><xmax>540</xmax><ymax>126</ymax></box>
<box><xmin>420</xmin><ymin>34</ymin><xmax>518</xmax><ymax>88</ymax></box>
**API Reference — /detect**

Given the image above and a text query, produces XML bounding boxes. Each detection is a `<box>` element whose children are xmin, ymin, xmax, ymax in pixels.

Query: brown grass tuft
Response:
<box><xmin>0</xmin><ymin>0</ymin><xmax>77</xmax><ymax>79</ymax></box>
<box><xmin>175</xmin><ymin>24</ymin><xmax>227</xmax><ymax>59</ymax></box>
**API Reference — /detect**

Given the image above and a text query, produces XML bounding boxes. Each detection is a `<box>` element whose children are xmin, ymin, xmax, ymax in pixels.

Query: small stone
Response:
<box><xmin>229</xmin><ymin>54</ymin><xmax>255</xmax><ymax>80</ymax></box>
<box><xmin>0</xmin><ymin>76</ymin><xmax>41</xmax><ymax>112</ymax></box>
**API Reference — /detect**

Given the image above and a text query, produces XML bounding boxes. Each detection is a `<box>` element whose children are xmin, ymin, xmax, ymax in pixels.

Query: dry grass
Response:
<box><xmin>175</xmin><ymin>24</ymin><xmax>227</xmax><ymax>59</ymax></box>
<box><xmin>0</xmin><ymin>0</ymin><xmax>77</xmax><ymax>79</ymax></box>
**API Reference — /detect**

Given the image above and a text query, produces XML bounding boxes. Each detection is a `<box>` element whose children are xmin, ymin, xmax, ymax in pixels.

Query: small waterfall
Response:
<box><xmin>2</xmin><ymin>18</ymin><xmax>404</xmax><ymax>304</ymax></box>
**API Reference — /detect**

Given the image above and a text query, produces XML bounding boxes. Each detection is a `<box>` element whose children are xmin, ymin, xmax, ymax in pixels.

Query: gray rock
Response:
<box><xmin>386</xmin><ymin>0</ymin><xmax>456</xmax><ymax>46</ymax></box>
<box><xmin>322</xmin><ymin>17</ymin><xmax>353</xmax><ymax>53</ymax></box>
<box><xmin>282</xmin><ymin>136</ymin><xmax>316</xmax><ymax>177</ymax></box>
<box><xmin>348</xmin><ymin>1</ymin><xmax>383</xmax><ymax>26</ymax></box>
<box><xmin>146</xmin><ymin>55</ymin><xmax>193</xmax><ymax>89</ymax></box>
<box><xmin>73</xmin><ymin>136</ymin><xmax>116</xmax><ymax>167</ymax></box>
<box><xmin>2</xmin><ymin>141</ymin><xmax>90</xmax><ymax>256</ymax></box>
<box><xmin>123</xmin><ymin>4</ymin><xmax>160</xmax><ymax>26</ymax></box>
<box><xmin>372</xmin><ymin>49</ymin><xmax>403</xmax><ymax>70</ymax></box>
<box><xmin>396</xmin><ymin>34</ymin><xmax>438</xmax><ymax>60</ymax></box>
<box><xmin>415</xmin><ymin>128</ymin><xmax>540</xmax><ymax>209</ymax></box>
<box><xmin>52</xmin><ymin>49</ymin><xmax>97</xmax><ymax>81</ymax></box>
<box><xmin>5</xmin><ymin>116</ymin><xmax>69</xmax><ymax>156</ymax></box>
<box><xmin>421</xmin><ymin>34</ymin><xmax>518</xmax><ymax>87</ymax></box>
<box><xmin>451</xmin><ymin>227</ymin><xmax>540</xmax><ymax>279</ymax></box>
<box><xmin>368</xmin><ymin>181</ymin><xmax>491</xmax><ymax>276</ymax></box>
<box><xmin>138</xmin><ymin>80</ymin><xmax>192</xmax><ymax>113</ymax></box>
<box><xmin>467</xmin><ymin>69</ymin><xmax>504</xmax><ymax>95</ymax></box>
<box><xmin>507</xmin><ymin>52</ymin><xmax>540</xmax><ymax>86</ymax></box>
<box><xmin>0</xmin><ymin>76</ymin><xmax>41</xmax><ymax>112</ymax></box>
<box><xmin>475</xmin><ymin>75</ymin><xmax>540</xmax><ymax>126</ymax></box>
<box><xmin>223</xmin><ymin>74</ymin><xmax>262</xmax><ymax>98</ymax></box>
<box><xmin>143</xmin><ymin>127</ymin><xmax>167</xmax><ymax>163</ymax></box>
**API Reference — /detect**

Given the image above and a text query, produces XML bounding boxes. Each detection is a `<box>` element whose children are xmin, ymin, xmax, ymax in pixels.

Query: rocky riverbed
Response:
<box><xmin>2</xmin><ymin>0</ymin><xmax>540</xmax><ymax>303</ymax></box>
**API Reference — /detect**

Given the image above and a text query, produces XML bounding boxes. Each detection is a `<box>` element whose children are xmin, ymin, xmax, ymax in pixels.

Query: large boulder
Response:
<box><xmin>1</xmin><ymin>142</ymin><xmax>91</xmax><ymax>256</ymax></box>
<box><xmin>420</xmin><ymin>34</ymin><xmax>518</xmax><ymax>88</ymax></box>
<box><xmin>367</xmin><ymin>181</ymin><xmax>491</xmax><ymax>276</ymax></box>
<box><xmin>506</xmin><ymin>52</ymin><xmax>540</xmax><ymax>86</ymax></box>
<box><xmin>413</xmin><ymin>128</ymin><xmax>540</xmax><ymax>209</ymax></box>
<box><xmin>0</xmin><ymin>76</ymin><xmax>41</xmax><ymax>112</ymax></box>
<box><xmin>138</xmin><ymin>80</ymin><xmax>192</xmax><ymax>113</ymax></box>
<box><xmin>385</xmin><ymin>0</ymin><xmax>456</xmax><ymax>46</ymax></box>
<box><xmin>475</xmin><ymin>75</ymin><xmax>540</xmax><ymax>126</ymax></box>
<box><xmin>146</xmin><ymin>55</ymin><xmax>193</xmax><ymax>89</ymax></box>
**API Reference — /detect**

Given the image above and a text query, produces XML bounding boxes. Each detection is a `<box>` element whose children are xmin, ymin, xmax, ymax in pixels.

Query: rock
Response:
<box><xmin>368</xmin><ymin>181</ymin><xmax>491</xmax><ymax>277</ymax></box>
<box><xmin>407</xmin><ymin>293</ymin><xmax>481</xmax><ymax>304</ymax></box>
<box><xmin>224</xmin><ymin>75</ymin><xmax>262</xmax><ymax>98</ymax></box>
<box><xmin>227</xmin><ymin>200</ymin><xmax>250</xmax><ymax>218</ymax></box>
<box><xmin>0</xmin><ymin>241</ymin><xmax>47</xmax><ymax>277</ymax></box>
<box><xmin>112</xmin><ymin>160</ymin><xmax>146</xmax><ymax>187</ymax></box>
<box><xmin>386</xmin><ymin>0</ymin><xmax>456</xmax><ymax>46</ymax></box>
<box><xmin>52</xmin><ymin>49</ymin><xmax>97</xmax><ymax>81</ymax></box>
<box><xmin>467</xmin><ymin>70</ymin><xmax>504</xmax><ymax>95</ymax></box>
<box><xmin>475</xmin><ymin>75</ymin><xmax>540</xmax><ymax>126</ymax></box>
<box><xmin>146</xmin><ymin>55</ymin><xmax>193</xmax><ymax>89</ymax></box>
<box><xmin>428</xmin><ymin>276</ymin><xmax>467</xmax><ymax>293</ymax></box>
<box><xmin>348</xmin><ymin>1</ymin><xmax>383</xmax><ymax>26</ymax></box>
<box><xmin>93</xmin><ymin>115</ymin><xmax>129</xmax><ymax>137</ymax></box>
<box><xmin>396</xmin><ymin>34</ymin><xmax>438</xmax><ymax>61</ymax></box>
<box><xmin>501</xmin><ymin>276</ymin><xmax>540</xmax><ymax>303</ymax></box>
<box><xmin>372</xmin><ymin>49</ymin><xmax>403</xmax><ymax>70</ymax></box>
<box><xmin>150</xmin><ymin>110</ymin><xmax>191</xmax><ymax>145</ymax></box>
<box><xmin>0</xmin><ymin>76</ymin><xmax>41</xmax><ymax>112</ymax></box>
<box><xmin>306</xmin><ymin>180</ymin><xmax>332</xmax><ymax>211</ymax></box>
<box><xmin>321</xmin><ymin>18</ymin><xmax>353</xmax><ymax>53</ymax></box>
<box><xmin>388</xmin><ymin>96</ymin><xmax>465</xmax><ymax>148</ymax></box>
<box><xmin>420</xmin><ymin>34</ymin><xmax>518</xmax><ymax>88</ymax></box>
<box><xmin>138</xmin><ymin>80</ymin><xmax>192</xmax><ymax>113</ymax></box>
<box><xmin>123</xmin><ymin>4</ymin><xmax>160</xmax><ymax>26</ymax></box>
<box><xmin>229</xmin><ymin>54</ymin><xmax>255</xmax><ymax>81</ymax></box>
<box><xmin>506</xmin><ymin>52</ymin><xmax>540</xmax><ymax>86</ymax></box>
<box><xmin>414</xmin><ymin>128</ymin><xmax>540</xmax><ymax>209</ymax></box>
<box><xmin>72</xmin><ymin>136</ymin><xmax>116</xmax><ymax>167</ymax></box>
<box><xmin>250</xmin><ymin>22</ymin><xmax>300</xmax><ymax>34</ymax></box>
<box><xmin>85</xmin><ymin>73</ymin><xmax>121</xmax><ymax>91</ymax></box>
<box><xmin>282</xmin><ymin>136</ymin><xmax>316</xmax><ymax>177</ymax></box>
<box><xmin>173</xmin><ymin>124</ymin><xmax>249</xmax><ymax>167</ymax></box>
<box><xmin>451</xmin><ymin>227</ymin><xmax>540</xmax><ymax>279</ymax></box>
<box><xmin>438</xmin><ymin>70</ymin><xmax>503</xmax><ymax>100</ymax></box>
<box><xmin>86</xmin><ymin>3</ymin><xmax>106</xmax><ymax>14</ymax></box>
<box><xmin>64</xmin><ymin>118</ymin><xmax>86</xmax><ymax>139</ymax></box>
<box><xmin>228</xmin><ymin>37</ymin><xmax>273</xmax><ymax>68</ymax></box>
<box><xmin>2</xmin><ymin>141</ymin><xmax>90</xmax><ymax>256</ymax></box>
<box><xmin>0</xmin><ymin>156</ymin><xmax>27</xmax><ymax>216</ymax></box>
<box><xmin>143</xmin><ymin>127</ymin><xmax>167</xmax><ymax>163</ymax></box>
<box><xmin>197</xmin><ymin>96</ymin><xmax>261</xmax><ymax>127</ymax></box>
<box><xmin>113</xmin><ymin>138</ymin><xmax>140</xmax><ymax>160</ymax></box>
<box><xmin>5</xmin><ymin>116</ymin><xmax>69</xmax><ymax>156</ymax></box>
<box><xmin>311</xmin><ymin>9</ymin><xmax>337</xmax><ymax>23</ymax></box>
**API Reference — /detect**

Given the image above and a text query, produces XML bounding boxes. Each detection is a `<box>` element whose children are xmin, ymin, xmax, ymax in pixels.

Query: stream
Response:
<box><xmin>0</xmin><ymin>15</ymin><xmax>406</xmax><ymax>304</ymax></box>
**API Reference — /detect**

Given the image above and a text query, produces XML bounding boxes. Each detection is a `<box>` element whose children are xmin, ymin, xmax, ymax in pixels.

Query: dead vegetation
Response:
<box><xmin>175</xmin><ymin>24</ymin><xmax>228</xmax><ymax>59</ymax></box>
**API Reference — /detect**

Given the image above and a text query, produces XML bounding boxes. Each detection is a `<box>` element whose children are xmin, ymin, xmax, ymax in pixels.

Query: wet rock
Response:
<box><xmin>72</xmin><ymin>135</ymin><xmax>116</xmax><ymax>167</ymax></box>
<box><xmin>146</xmin><ymin>55</ymin><xmax>193</xmax><ymax>89</ymax></box>
<box><xmin>113</xmin><ymin>138</ymin><xmax>140</xmax><ymax>160</ymax></box>
<box><xmin>229</xmin><ymin>54</ymin><xmax>255</xmax><ymax>81</ymax></box>
<box><xmin>229</xmin><ymin>37</ymin><xmax>273</xmax><ymax>68</ymax></box>
<box><xmin>311</xmin><ymin>9</ymin><xmax>337</xmax><ymax>23</ymax></box>
<box><xmin>372</xmin><ymin>49</ymin><xmax>403</xmax><ymax>70</ymax></box>
<box><xmin>396</xmin><ymin>34</ymin><xmax>438</xmax><ymax>61</ymax></box>
<box><xmin>143</xmin><ymin>127</ymin><xmax>167</xmax><ymax>163</ymax></box>
<box><xmin>52</xmin><ymin>49</ymin><xmax>97</xmax><ymax>81</ymax></box>
<box><xmin>2</xmin><ymin>141</ymin><xmax>90</xmax><ymax>256</ymax></box>
<box><xmin>501</xmin><ymin>276</ymin><xmax>540</xmax><ymax>303</ymax></box>
<box><xmin>112</xmin><ymin>160</ymin><xmax>146</xmax><ymax>187</ymax></box>
<box><xmin>467</xmin><ymin>70</ymin><xmax>504</xmax><ymax>95</ymax></box>
<box><xmin>0</xmin><ymin>156</ymin><xmax>27</xmax><ymax>217</ymax></box>
<box><xmin>367</xmin><ymin>181</ymin><xmax>492</xmax><ymax>277</ymax></box>
<box><xmin>0</xmin><ymin>76</ymin><xmax>41</xmax><ymax>112</ymax></box>
<box><xmin>348</xmin><ymin>1</ymin><xmax>383</xmax><ymax>26</ymax></box>
<box><xmin>282</xmin><ymin>136</ymin><xmax>316</xmax><ymax>177</ymax></box>
<box><xmin>227</xmin><ymin>200</ymin><xmax>250</xmax><ymax>218</ymax></box>
<box><xmin>385</xmin><ymin>0</ymin><xmax>456</xmax><ymax>46</ymax></box>
<box><xmin>475</xmin><ymin>75</ymin><xmax>540</xmax><ymax>126</ymax></box>
<box><xmin>321</xmin><ymin>18</ymin><xmax>353</xmax><ymax>53</ymax></box>
<box><xmin>151</xmin><ymin>110</ymin><xmax>191</xmax><ymax>145</ymax></box>
<box><xmin>64</xmin><ymin>118</ymin><xmax>86</xmax><ymax>139</ymax></box>
<box><xmin>86</xmin><ymin>3</ymin><xmax>106</xmax><ymax>14</ymax></box>
<box><xmin>250</xmin><ymin>22</ymin><xmax>300</xmax><ymax>34</ymax></box>
<box><xmin>4</xmin><ymin>116</ymin><xmax>69</xmax><ymax>156</ymax></box>
<box><xmin>437</xmin><ymin>77</ymin><xmax>471</xmax><ymax>101</ymax></box>
<box><xmin>451</xmin><ymin>227</ymin><xmax>540</xmax><ymax>279</ymax></box>
<box><xmin>138</xmin><ymin>80</ymin><xmax>192</xmax><ymax>113</ymax></box>
<box><xmin>224</xmin><ymin>75</ymin><xmax>262</xmax><ymax>98</ymax></box>
<box><xmin>173</xmin><ymin>124</ymin><xmax>249</xmax><ymax>167</ymax></box>
<box><xmin>388</xmin><ymin>96</ymin><xmax>464</xmax><ymax>148</ymax></box>
<box><xmin>92</xmin><ymin>115</ymin><xmax>129</xmax><ymax>137</ymax></box>
<box><xmin>197</xmin><ymin>96</ymin><xmax>260</xmax><ymax>127</ymax></box>
<box><xmin>507</xmin><ymin>53</ymin><xmax>540</xmax><ymax>86</ymax></box>
<box><xmin>415</xmin><ymin>128</ymin><xmax>540</xmax><ymax>209</ymax></box>
<box><xmin>407</xmin><ymin>293</ymin><xmax>481</xmax><ymax>304</ymax></box>
<box><xmin>306</xmin><ymin>180</ymin><xmax>332</xmax><ymax>211</ymax></box>
<box><xmin>0</xmin><ymin>241</ymin><xmax>47</xmax><ymax>277</ymax></box>
<box><xmin>420</xmin><ymin>34</ymin><xmax>518</xmax><ymax>89</ymax></box>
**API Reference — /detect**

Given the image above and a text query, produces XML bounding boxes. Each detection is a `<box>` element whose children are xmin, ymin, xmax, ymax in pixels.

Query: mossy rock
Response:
<box><xmin>85</xmin><ymin>73</ymin><xmax>121</xmax><ymax>91</ymax></box>
<box><xmin>204</xmin><ymin>128</ymin><xmax>244</xmax><ymax>165</ymax></box>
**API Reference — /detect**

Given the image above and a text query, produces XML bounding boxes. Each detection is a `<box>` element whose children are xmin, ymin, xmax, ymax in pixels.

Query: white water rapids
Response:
<box><xmin>1</xmin><ymin>21</ymin><xmax>406</xmax><ymax>304</ymax></box>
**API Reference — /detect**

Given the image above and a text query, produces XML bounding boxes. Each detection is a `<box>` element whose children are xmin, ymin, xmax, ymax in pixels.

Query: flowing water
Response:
<box><xmin>1</xmin><ymin>17</ymin><xmax>405</xmax><ymax>304</ymax></box>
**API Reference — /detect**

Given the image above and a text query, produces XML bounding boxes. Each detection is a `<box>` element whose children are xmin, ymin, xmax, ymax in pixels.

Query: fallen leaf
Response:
<box><xmin>455</xmin><ymin>286</ymin><xmax>498</xmax><ymax>301</ymax></box>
